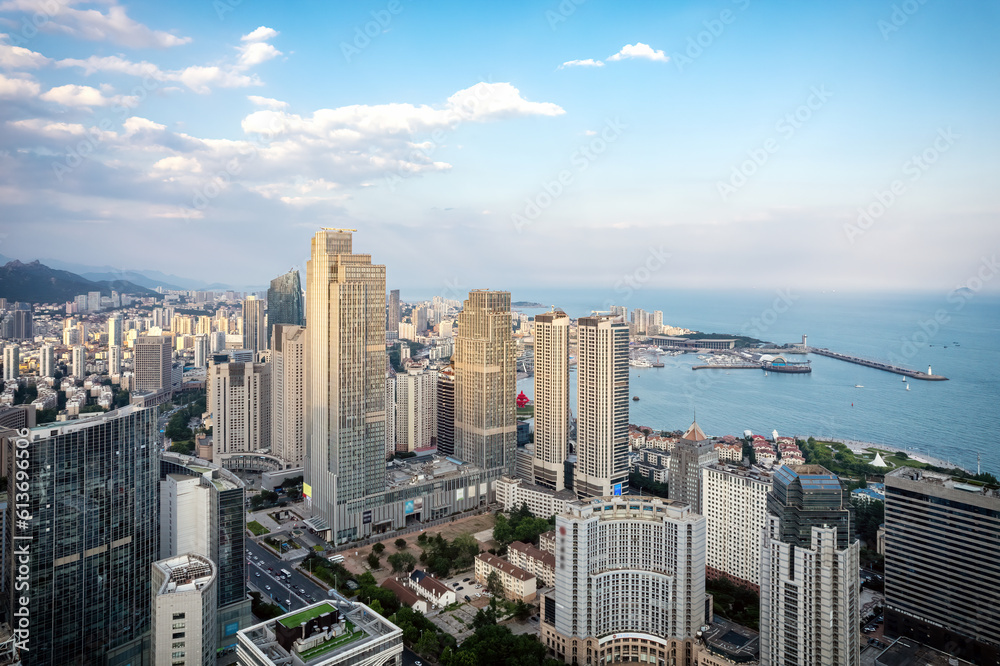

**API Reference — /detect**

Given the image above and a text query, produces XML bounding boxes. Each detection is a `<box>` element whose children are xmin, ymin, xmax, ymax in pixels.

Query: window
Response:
<box><xmin>172</xmin><ymin>612</ymin><xmax>186</xmax><ymax>620</ymax></box>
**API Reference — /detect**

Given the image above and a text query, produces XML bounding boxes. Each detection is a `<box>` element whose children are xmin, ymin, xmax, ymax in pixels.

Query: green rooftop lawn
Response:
<box><xmin>279</xmin><ymin>603</ymin><xmax>337</xmax><ymax>629</ymax></box>
<box><xmin>299</xmin><ymin>628</ymin><xmax>364</xmax><ymax>660</ymax></box>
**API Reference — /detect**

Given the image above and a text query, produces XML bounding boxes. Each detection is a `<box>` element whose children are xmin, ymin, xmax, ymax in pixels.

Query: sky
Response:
<box><xmin>0</xmin><ymin>0</ymin><xmax>998</xmax><ymax>294</ymax></box>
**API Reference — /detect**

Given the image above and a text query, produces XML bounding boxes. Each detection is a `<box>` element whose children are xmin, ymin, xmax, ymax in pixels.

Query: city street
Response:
<box><xmin>246</xmin><ymin>539</ymin><xmax>329</xmax><ymax>613</ymax></box>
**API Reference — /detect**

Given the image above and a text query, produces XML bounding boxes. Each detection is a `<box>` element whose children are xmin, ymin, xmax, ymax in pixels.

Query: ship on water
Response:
<box><xmin>760</xmin><ymin>354</ymin><xmax>812</xmax><ymax>374</ymax></box>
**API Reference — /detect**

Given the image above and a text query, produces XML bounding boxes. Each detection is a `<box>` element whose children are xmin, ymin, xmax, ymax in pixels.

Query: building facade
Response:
<box><xmin>5</xmin><ymin>406</ymin><xmax>159</xmax><ymax>665</ymax></box>
<box><xmin>474</xmin><ymin>553</ymin><xmax>537</xmax><ymax>601</ymax></box>
<box><xmin>883</xmin><ymin>468</ymin><xmax>1000</xmax><ymax>664</ymax></box>
<box><xmin>541</xmin><ymin>496</ymin><xmax>707</xmax><ymax>666</ymax></box>
<box><xmin>435</xmin><ymin>364</ymin><xmax>455</xmax><ymax>457</ymax></box>
<box><xmin>134</xmin><ymin>335</ymin><xmax>172</xmax><ymax>392</ymax></box>
<box><xmin>668</xmin><ymin>420</ymin><xmax>717</xmax><ymax>514</ymax></box>
<box><xmin>2</xmin><ymin>346</ymin><xmax>17</xmax><ymax>381</ymax></box>
<box><xmin>453</xmin><ymin>290</ymin><xmax>516</xmax><ymax>477</ymax></box>
<box><xmin>574</xmin><ymin>314</ymin><xmax>629</xmax><ymax>498</ymax></box>
<box><xmin>304</xmin><ymin>229</ymin><xmax>387</xmax><ymax>541</ymax></box>
<box><xmin>242</xmin><ymin>295</ymin><xmax>267</xmax><ymax>354</ymax></box>
<box><xmin>151</xmin><ymin>554</ymin><xmax>217</xmax><ymax>666</ymax></box>
<box><xmin>702</xmin><ymin>463</ymin><xmax>772</xmax><ymax>591</ymax></box>
<box><xmin>209</xmin><ymin>361</ymin><xmax>272</xmax><ymax>455</ymax></box>
<box><xmin>266</xmin><ymin>269</ymin><xmax>304</xmax><ymax>347</ymax></box>
<box><xmin>759</xmin><ymin>464</ymin><xmax>859</xmax><ymax>666</ymax></box>
<box><xmin>532</xmin><ymin>310</ymin><xmax>570</xmax><ymax>491</ymax></box>
<box><xmin>395</xmin><ymin>366</ymin><xmax>436</xmax><ymax>453</ymax></box>
<box><xmin>272</xmin><ymin>324</ymin><xmax>306</xmax><ymax>466</ymax></box>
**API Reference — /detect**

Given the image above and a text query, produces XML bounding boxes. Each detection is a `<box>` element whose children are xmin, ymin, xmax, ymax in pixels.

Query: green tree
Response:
<box><xmin>388</xmin><ymin>551</ymin><xmax>417</xmax><ymax>574</ymax></box>
<box><xmin>366</xmin><ymin>552</ymin><xmax>381</xmax><ymax>569</ymax></box>
<box><xmin>394</xmin><ymin>537</ymin><xmax>408</xmax><ymax>550</ymax></box>
<box><xmin>486</xmin><ymin>570</ymin><xmax>504</xmax><ymax>597</ymax></box>
<box><xmin>372</xmin><ymin>542</ymin><xmax>386</xmax><ymax>555</ymax></box>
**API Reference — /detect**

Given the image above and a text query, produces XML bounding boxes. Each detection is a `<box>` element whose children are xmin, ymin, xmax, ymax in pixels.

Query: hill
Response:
<box><xmin>0</xmin><ymin>260</ymin><xmax>159</xmax><ymax>304</ymax></box>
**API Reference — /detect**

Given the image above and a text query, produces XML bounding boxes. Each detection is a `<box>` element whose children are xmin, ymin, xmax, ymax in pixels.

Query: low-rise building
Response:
<box><xmin>237</xmin><ymin>601</ymin><xmax>403</xmax><ymax>666</ymax></box>
<box><xmin>380</xmin><ymin>577</ymin><xmax>428</xmax><ymax>614</ymax></box>
<box><xmin>474</xmin><ymin>553</ymin><xmax>537</xmax><ymax>602</ymax></box>
<box><xmin>409</xmin><ymin>570</ymin><xmax>456</xmax><ymax>607</ymax></box>
<box><xmin>507</xmin><ymin>541</ymin><xmax>555</xmax><ymax>587</ymax></box>
<box><xmin>538</xmin><ymin>530</ymin><xmax>556</xmax><ymax>554</ymax></box>
<box><xmin>634</xmin><ymin>447</ymin><xmax>670</xmax><ymax>484</ymax></box>
<box><xmin>714</xmin><ymin>441</ymin><xmax>743</xmax><ymax>463</ymax></box>
<box><xmin>495</xmin><ymin>475</ymin><xmax>575</xmax><ymax>519</ymax></box>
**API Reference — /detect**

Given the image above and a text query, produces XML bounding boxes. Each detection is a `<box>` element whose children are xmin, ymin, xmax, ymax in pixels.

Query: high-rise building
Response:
<box><xmin>87</xmin><ymin>290</ymin><xmax>102</xmax><ymax>313</ymax></box>
<box><xmin>414</xmin><ymin>304</ymin><xmax>429</xmax><ymax>335</ymax></box>
<box><xmin>109</xmin><ymin>344</ymin><xmax>123</xmax><ymax>375</ymax></box>
<box><xmin>387</xmin><ymin>289</ymin><xmax>401</xmax><ymax>334</ymax></box>
<box><xmin>4</xmin><ymin>405</ymin><xmax>159</xmax><ymax>665</ymax></box>
<box><xmin>266</xmin><ymin>269</ymin><xmax>304</xmax><ymax>347</ymax></box>
<box><xmin>435</xmin><ymin>364</ymin><xmax>456</xmax><ymax>457</ymax></box>
<box><xmin>208</xmin><ymin>361</ymin><xmax>271</xmax><ymax>455</ymax></box>
<box><xmin>395</xmin><ymin>366</ymin><xmax>436</xmax><ymax>453</ymax></box>
<box><xmin>2</xmin><ymin>345</ymin><xmax>18</xmax><ymax>381</ymax></box>
<box><xmin>703</xmin><ymin>462</ymin><xmax>772</xmax><ymax>591</ymax></box>
<box><xmin>304</xmin><ymin>229</ymin><xmax>387</xmax><ymax>540</ymax></box>
<box><xmin>242</xmin><ymin>295</ymin><xmax>266</xmax><ymax>353</ymax></box>
<box><xmin>0</xmin><ymin>306</ymin><xmax>33</xmax><ymax>340</ymax></box>
<box><xmin>107</xmin><ymin>313</ymin><xmax>123</xmax><ymax>348</ymax></box>
<box><xmin>385</xmin><ymin>365</ymin><xmax>397</xmax><ymax>459</ymax></box>
<box><xmin>453</xmin><ymin>290</ymin><xmax>516</xmax><ymax>476</ymax></box>
<box><xmin>39</xmin><ymin>343</ymin><xmax>55</xmax><ymax>377</ymax></box>
<box><xmin>160</xmin><ymin>453</ymin><xmax>250</xmax><ymax>652</ymax></box>
<box><xmin>669</xmin><ymin>421</ymin><xmax>718</xmax><ymax>514</ymax></box>
<box><xmin>272</xmin><ymin>324</ymin><xmax>306</xmax><ymax>466</ymax></box>
<box><xmin>71</xmin><ymin>343</ymin><xmax>85</xmax><ymax>378</ymax></box>
<box><xmin>151</xmin><ymin>554</ymin><xmax>217</xmax><ymax>666</ymax></box>
<box><xmin>193</xmin><ymin>333</ymin><xmax>209</xmax><ymax>368</ymax></box>
<box><xmin>532</xmin><ymin>310</ymin><xmax>570</xmax><ymax>491</ymax></box>
<box><xmin>540</xmin><ymin>496</ymin><xmax>706</xmax><ymax>666</ymax></box>
<box><xmin>883</xmin><ymin>468</ymin><xmax>1000</xmax><ymax>664</ymax></box>
<box><xmin>760</xmin><ymin>464</ymin><xmax>859</xmax><ymax>666</ymax></box>
<box><xmin>574</xmin><ymin>314</ymin><xmax>629</xmax><ymax>498</ymax></box>
<box><xmin>134</xmin><ymin>335</ymin><xmax>172</xmax><ymax>391</ymax></box>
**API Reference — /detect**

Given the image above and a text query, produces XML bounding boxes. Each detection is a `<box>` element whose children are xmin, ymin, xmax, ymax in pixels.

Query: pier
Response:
<box><xmin>809</xmin><ymin>348</ymin><xmax>948</xmax><ymax>381</ymax></box>
<box><xmin>692</xmin><ymin>364</ymin><xmax>760</xmax><ymax>370</ymax></box>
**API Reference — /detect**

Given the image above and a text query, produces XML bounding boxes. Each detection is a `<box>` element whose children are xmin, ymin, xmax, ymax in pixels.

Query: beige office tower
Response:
<box><xmin>532</xmin><ymin>310</ymin><xmax>570</xmax><ymax>491</ymax></box>
<box><xmin>209</xmin><ymin>361</ymin><xmax>271</xmax><ymax>455</ymax></box>
<box><xmin>107</xmin><ymin>313</ymin><xmax>123</xmax><ymax>348</ymax></box>
<box><xmin>453</xmin><ymin>290</ymin><xmax>517</xmax><ymax>476</ymax></box>
<box><xmin>242</xmin><ymin>295</ymin><xmax>266</xmax><ymax>353</ymax></box>
<box><xmin>574</xmin><ymin>314</ymin><xmax>629</xmax><ymax>498</ymax></box>
<box><xmin>151</xmin><ymin>554</ymin><xmax>217</xmax><ymax>666</ymax></box>
<box><xmin>272</xmin><ymin>324</ymin><xmax>306</xmax><ymax>467</ymax></box>
<box><xmin>134</xmin><ymin>335</ymin><xmax>172</xmax><ymax>391</ymax></box>
<box><xmin>39</xmin><ymin>343</ymin><xmax>55</xmax><ymax>378</ymax></box>
<box><xmin>304</xmin><ymin>229</ymin><xmax>387</xmax><ymax>541</ymax></box>
<box><xmin>70</xmin><ymin>344</ymin><xmax>85</xmax><ymax>378</ymax></box>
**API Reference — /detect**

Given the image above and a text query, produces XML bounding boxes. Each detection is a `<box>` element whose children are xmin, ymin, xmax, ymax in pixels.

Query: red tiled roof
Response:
<box><xmin>476</xmin><ymin>553</ymin><xmax>534</xmax><ymax>582</ymax></box>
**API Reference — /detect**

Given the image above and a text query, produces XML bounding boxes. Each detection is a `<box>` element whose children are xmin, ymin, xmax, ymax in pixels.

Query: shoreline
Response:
<box><xmin>799</xmin><ymin>436</ymin><xmax>971</xmax><ymax>474</ymax></box>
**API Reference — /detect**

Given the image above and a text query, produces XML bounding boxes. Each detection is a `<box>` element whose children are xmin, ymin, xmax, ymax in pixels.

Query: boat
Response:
<box><xmin>854</xmin><ymin>384</ymin><xmax>864</xmax><ymax>388</ymax></box>
<box><xmin>902</xmin><ymin>377</ymin><xmax>907</xmax><ymax>382</ymax></box>
<box><xmin>632</xmin><ymin>396</ymin><xmax>640</xmax><ymax>401</ymax></box>
<box><xmin>905</xmin><ymin>384</ymin><xmax>910</xmax><ymax>391</ymax></box>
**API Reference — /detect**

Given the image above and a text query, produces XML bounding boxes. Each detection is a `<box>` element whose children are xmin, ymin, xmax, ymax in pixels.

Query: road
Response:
<box><xmin>246</xmin><ymin>539</ymin><xmax>330</xmax><ymax>613</ymax></box>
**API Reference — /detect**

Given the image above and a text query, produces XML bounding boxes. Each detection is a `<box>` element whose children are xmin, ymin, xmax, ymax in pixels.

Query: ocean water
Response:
<box><xmin>465</xmin><ymin>288</ymin><xmax>1000</xmax><ymax>475</ymax></box>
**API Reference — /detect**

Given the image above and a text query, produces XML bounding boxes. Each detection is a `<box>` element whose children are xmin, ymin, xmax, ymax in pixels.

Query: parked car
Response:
<box><xmin>255</xmin><ymin>572</ymin><xmax>260</xmax><ymax>577</ymax></box>
<box><xmin>464</xmin><ymin>595</ymin><xmax>471</xmax><ymax>602</ymax></box>
<box><xmin>265</xmin><ymin>585</ymin><xmax>271</xmax><ymax>590</ymax></box>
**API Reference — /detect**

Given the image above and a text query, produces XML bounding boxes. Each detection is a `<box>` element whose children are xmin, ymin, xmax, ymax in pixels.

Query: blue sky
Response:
<box><xmin>1</xmin><ymin>0</ymin><xmax>998</xmax><ymax>293</ymax></box>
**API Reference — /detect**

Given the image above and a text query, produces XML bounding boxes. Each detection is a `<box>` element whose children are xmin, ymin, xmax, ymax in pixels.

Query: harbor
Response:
<box><xmin>809</xmin><ymin>348</ymin><xmax>948</xmax><ymax>381</ymax></box>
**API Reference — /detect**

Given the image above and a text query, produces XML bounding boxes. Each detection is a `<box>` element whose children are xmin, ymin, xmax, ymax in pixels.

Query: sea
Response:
<box><xmin>406</xmin><ymin>287</ymin><xmax>1000</xmax><ymax>475</ymax></box>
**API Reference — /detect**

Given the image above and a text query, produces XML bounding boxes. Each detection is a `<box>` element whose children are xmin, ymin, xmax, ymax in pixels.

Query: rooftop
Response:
<box><xmin>476</xmin><ymin>553</ymin><xmax>534</xmax><ymax>582</ymax></box>
<box><xmin>386</xmin><ymin>454</ymin><xmax>484</xmax><ymax>490</ymax></box>
<box><xmin>700</xmin><ymin>616</ymin><xmax>760</xmax><ymax>663</ymax></box>
<box><xmin>873</xmin><ymin>638</ymin><xmax>974</xmax><ymax>666</ymax></box>
<box><xmin>154</xmin><ymin>553</ymin><xmax>216</xmax><ymax>595</ymax></box>
<box><xmin>887</xmin><ymin>467</ymin><xmax>1000</xmax><ymax>500</ymax></box>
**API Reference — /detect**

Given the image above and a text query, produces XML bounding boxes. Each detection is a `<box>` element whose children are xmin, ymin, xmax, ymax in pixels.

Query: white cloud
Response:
<box><xmin>0</xmin><ymin>39</ymin><xmax>52</xmax><ymax>69</ymax></box>
<box><xmin>0</xmin><ymin>0</ymin><xmax>191</xmax><ymax>48</ymax></box>
<box><xmin>9</xmin><ymin>117</ymin><xmax>116</xmax><ymax>140</ymax></box>
<box><xmin>560</xmin><ymin>58</ymin><xmax>604</xmax><ymax>68</ymax></box>
<box><xmin>0</xmin><ymin>71</ymin><xmax>39</xmax><ymax>98</ymax></box>
<box><xmin>123</xmin><ymin>116</ymin><xmax>165</xmax><ymax>136</ymax></box>
<box><xmin>237</xmin><ymin>41</ymin><xmax>281</xmax><ymax>68</ymax></box>
<box><xmin>40</xmin><ymin>83</ymin><xmax>136</xmax><ymax>107</ymax></box>
<box><xmin>176</xmin><ymin>65</ymin><xmax>257</xmax><ymax>94</ymax></box>
<box><xmin>56</xmin><ymin>54</ymin><xmax>165</xmax><ymax>79</ymax></box>
<box><xmin>248</xmin><ymin>95</ymin><xmax>288</xmax><ymax>110</ymax></box>
<box><xmin>445</xmin><ymin>82</ymin><xmax>565</xmax><ymax>121</ymax></box>
<box><xmin>153</xmin><ymin>155</ymin><xmax>202</xmax><ymax>172</ymax></box>
<box><xmin>607</xmin><ymin>42</ymin><xmax>668</xmax><ymax>63</ymax></box>
<box><xmin>241</xmin><ymin>26</ymin><xmax>278</xmax><ymax>42</ymax></box>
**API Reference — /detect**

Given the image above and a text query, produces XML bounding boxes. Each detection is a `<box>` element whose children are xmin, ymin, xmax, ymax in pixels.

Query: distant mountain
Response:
<box><xmin>0</xmin><ymin>260</ymin><xmax>159</xmax><ymax>304</ymax></box>
<box><xmin>80</xmin><ymin>270</ymin><xmax>184</xmax><ymax>291</ymax></box>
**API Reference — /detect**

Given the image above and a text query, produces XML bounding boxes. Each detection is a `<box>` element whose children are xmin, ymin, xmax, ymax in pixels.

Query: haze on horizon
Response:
<box><xmin>1</xmin><ymin>0</ymin><xmax>997</xmax><ymax>295</ymax></box>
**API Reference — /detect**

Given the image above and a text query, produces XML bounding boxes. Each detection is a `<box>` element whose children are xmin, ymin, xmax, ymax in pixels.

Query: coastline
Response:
<box><xmin>807</xmin><ymin>436</ymin><xmax>971</xmax><ymax>474</ymax></box>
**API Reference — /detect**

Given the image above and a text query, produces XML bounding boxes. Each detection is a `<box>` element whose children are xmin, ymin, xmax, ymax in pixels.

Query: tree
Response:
<box><xmin>367</xmin><ymin>552</ymin><xmax>381</xmax><ymax>569</ymax></box>
<box><xmin>486</xmin><ymin>570</ymin><xmax>504</xmax><ymax>597</ymax></box>
<box><xmin>395</xmin><ymin>538</ymin><xmax>408</xmax><ymax>550</ymax></box>
<box><xmin>415</xmin><ymin>630</ymin><xmax>439</xmax><ymax>657</ymax></box>
<box><xmin>513</xmin><ymin>600</ymin><xmax>533</xmax><ymax>621</ymax></box>
<box><xmin>388</xmin><ymin>551</ymin><xmax>417</xmax><ymax>574</ymax></box>
<box><xmin>372</xmin><ymin>542</ymin><xmax>386</xmax><ymax>555</ymax></box>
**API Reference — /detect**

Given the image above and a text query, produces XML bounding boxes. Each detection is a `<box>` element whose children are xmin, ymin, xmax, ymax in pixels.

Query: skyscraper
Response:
<box><xmin>109</xmin><ymin>344</ymin><xmax>123</xmax><ymax>376</ymax></box>
<box><xmin>4</xmin><ymin>405</ymin><xmax>159</xmax><ymax>665</ymax></box>
<box><xmin>574</xmin><ymin>314</ymin><xmax>629</xmax><ymax>498</ymax></box>
<box><xmin>151</xmin><ymin>554</ymin><xmax>217</xmax><ymax>666</ymax></box>
<box><xmin>387</xmin><ymin>289</ymin><xmax>401</xmax><ymax>334</ymax></box>
<box><xmin>541</xmin><ymin>496</ymin><xmax>706</xmax><ymax>665</ymax></box>
<box><xmin>193</xmin><ymin>333</ymin><xmax>209</xmax><ymax>368</ymax></box>
<box><xmin>266</xmin><ymin>269</ymin><xmax>304</xmax><ymax>347</ymax></box>
<box><xmin>272</xmin><ymin>324</ymin><xmax>306</xmax><ymax>466</ymax></box>
<box><xmin>703</xmin><ymin>462</ymin><xmax>772</xmax><ymax>591</ymax></box>
<box><xmin>668</xmin><ymin>421</ymin><xmax>717</xmax><ymax>514</ymax></box>
<box><xmin>532</xmin><ymin>310</ymin><xmax>570</xmax><ymax>491</ymax></box>
<box><xmin>395</xmin><ymin>366</ymin><xmax>436</xmax><ymax>453</ymax></box>
<box><xmin>71</xmin><ymin>343</ymin><xmax>85</xmax><ymax>377</ymax></box>
<box><xmin>38</xmin><ymin>343</ymin><xmax>55</xmax><ymax>377</ymax></box>
<box><xmin>241</xmin><ymin>295</ymin><xmax>266</xmax><ymax>353</ymax></box>
<box><xmin>107</xmin><ymin>313</ymin><xmax>123</xmax><ymax>347</ymax></box>
<box><xmin>760</xmin><ymin>464</ymin><xmax>859</xmax><ymax>666</ymax></box>
<box><xmin>134</xmin><ymin>335</ymin><xmax>171</xmax><ymax>391</ymax></box>
<box><xmin>435</xmin><ymin>364</ymin><xmax>456</xmax><ymax>457</ymax></box>
<box><xmin>208</xmin><ymin>361</ymin><xmax>271</xmax><ymax>455</ymax></box>
<box><xmin>883</xmin><ymin>468</ymin><xmax>1000</xmax><ymax>664</ymax></box>
<box><xmin>453</xmin><ymin>290</ymin><xmax>516</xmax><ymax>476</ymax></box>
<box><xmin>2</xmin><ymin>345</ymin><xmax>18</xmax><ymax>381</ymax></box>
<box><xmin>304</xmin><ymin>229</ymin><xmax>387</xmax><ymax>540</ymax></box>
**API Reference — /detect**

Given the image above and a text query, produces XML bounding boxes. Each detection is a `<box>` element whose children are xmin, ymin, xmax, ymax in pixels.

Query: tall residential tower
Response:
<box><xmin>532</xmin><ymin>310</ymin><xmax>570</xmax><ymax>491</ymax></box>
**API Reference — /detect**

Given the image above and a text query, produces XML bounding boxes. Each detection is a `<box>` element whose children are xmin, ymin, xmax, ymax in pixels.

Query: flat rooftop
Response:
<box><xmin>701</xmin><ymin>616</ymin><xmax>760</xmax><ymax>663</ymax></box>
<box><xmin>385</xmin><ymin>454</ymin><xmax>484</xmax><ymax>490</ymax></box>
<box><xmin>873</xmin><ymin>638</ymin><xmax>974</xmax><ymax>666</ymax></box>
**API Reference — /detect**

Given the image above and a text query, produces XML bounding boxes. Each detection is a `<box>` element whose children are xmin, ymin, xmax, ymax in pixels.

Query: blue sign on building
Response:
<box><xmin>613</xmin><ymin>483</ymin><xmax>622</xmax><ymax>496</ymax></box>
